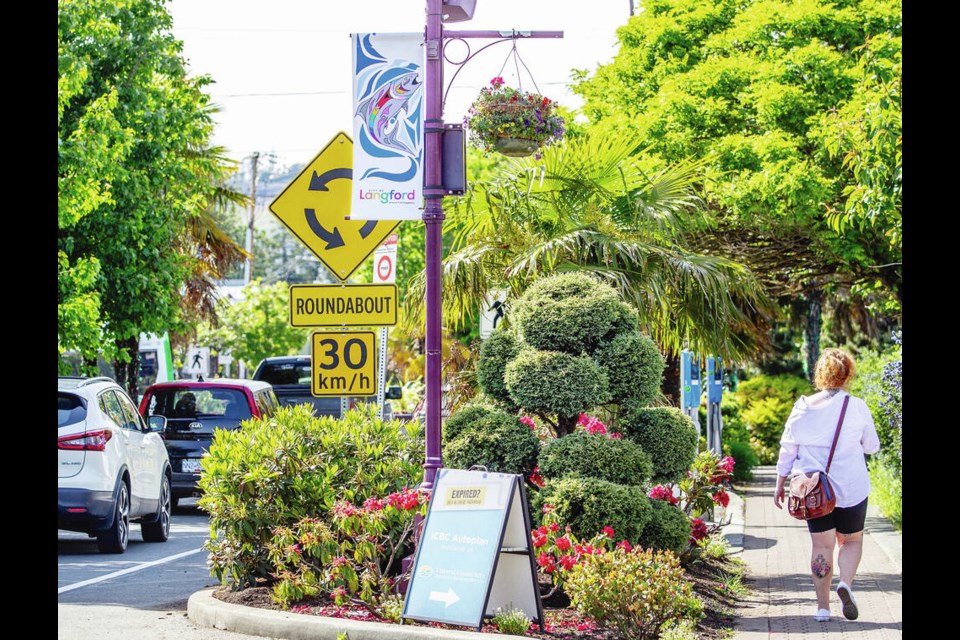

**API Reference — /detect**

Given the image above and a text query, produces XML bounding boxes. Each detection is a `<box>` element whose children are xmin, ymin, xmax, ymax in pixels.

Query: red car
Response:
<box><xmin>138</xmin><ymin>379</ymin><xmax>279</xmax><ymax>507</ymax></box>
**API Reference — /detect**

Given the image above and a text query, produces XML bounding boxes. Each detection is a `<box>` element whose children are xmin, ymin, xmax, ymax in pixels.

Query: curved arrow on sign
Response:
<box><xmin>359</xmin><ymin>220</ymin><xmax>377</xmax><ymax>239</ymax></box>
<box><xmin>308</xmin><ymin>168</ymin><xmax>353</xmax><ymax>192</ymax></box>
<box><xmin>304</xmin><ymin>208</ymin><xmax>345</xmax><ymax>249</ymax></box>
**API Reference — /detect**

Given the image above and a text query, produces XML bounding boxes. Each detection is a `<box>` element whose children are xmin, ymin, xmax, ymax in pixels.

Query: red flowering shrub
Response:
<box><xmin>267</xmin><ymin>488</ymin><xmax>428</xmax><ymax>617</ymax></box>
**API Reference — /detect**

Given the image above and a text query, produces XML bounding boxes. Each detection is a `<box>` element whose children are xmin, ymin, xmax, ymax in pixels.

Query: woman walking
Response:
<box><xmin>773</xmin><ymin>348</ymin><xmax>881</xmax><ymax>622</ymax></box>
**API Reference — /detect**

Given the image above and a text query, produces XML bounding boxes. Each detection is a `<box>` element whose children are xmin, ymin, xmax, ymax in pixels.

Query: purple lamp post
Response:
<box><xmin>419</xmin><ymin>0</ymin><xmax>561</xmax><ymax>491</ymax></box>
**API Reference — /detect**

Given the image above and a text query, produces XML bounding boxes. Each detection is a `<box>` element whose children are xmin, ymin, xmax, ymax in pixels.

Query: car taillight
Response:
<box><xmin>58</xmin><ymin>429</ymin><xmax>113</xmax><ymax>451</ymax></box>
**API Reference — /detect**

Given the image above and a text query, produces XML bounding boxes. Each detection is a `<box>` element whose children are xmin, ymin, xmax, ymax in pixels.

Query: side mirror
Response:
<box><xmin>147</xmin><ymin>415</ymin><xmax>167</xmax><ymax>433</ymax></box>
<box><xmin>385</xmin><ymin>386</ymin><xmax>403</xmax><ymax>400</ymax></box>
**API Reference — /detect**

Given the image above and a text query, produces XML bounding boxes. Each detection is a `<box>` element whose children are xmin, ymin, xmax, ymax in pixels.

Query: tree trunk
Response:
<box><xmin>661</xmin><ymin>351</ymin><xmax>681</xmax><ymax>407</ymax></box>
<box><xmin>804</xmin><ymin>289</ymin><xmax>823</xmax><ymax>384</ymax></box>
<box><xmin>114</xmin><ymin>335</ymin><xmax>141</xmax><ymax>400</ymax></box>
<box><xmin>556</xmin><ymin>414</ymin><xmax>578</xmax><ymax>437</ymax></box>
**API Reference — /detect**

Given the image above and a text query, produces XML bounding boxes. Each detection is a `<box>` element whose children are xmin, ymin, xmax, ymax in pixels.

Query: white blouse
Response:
<box><xmin>775</xmin><ymin>391</ymin><xmax>881</xmax><ymax>508</ymax></box>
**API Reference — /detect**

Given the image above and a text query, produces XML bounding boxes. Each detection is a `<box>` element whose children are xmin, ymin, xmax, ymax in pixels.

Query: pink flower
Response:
<box><xmin>577</xmin><ymin>413</ymin><xmax>607</xmax><ymax>435</ymax></box>
<box><xmin>555</xmin><ymin>536</ymin><xmax>571</xmax><ymax>551</ymax></box>
<box><xmin>537</xmin><ymin>552</ymin><xmax>555</xmax><ymax>567</ymax></box>
<box><xmin>548</xmin><ymin>522</ymin><xmax>560</xmax><ymax>533</ymax></box>
<box><xmin>609</xmin><ymin>431</ymin><xmax>623</xmax><ymax>439</ymax></box>
<box><xmin>602</xmin><ymin>526</ymin><xmax>615</xmax><ymax>538</ymax></box>
<box><xmin>331</xmin><ymin>501</ymin><xmax>358</xmax><ymax>519</ymax></box>
<box><xmin>363</xmin><ymin>497</ymin><xmax>385</xmax><ymax>511</ymax></box>
<box><xmin>560</xmin><ymin>554</ymin><xmax>577</xmax><ymax>570</ymax></box>
<box><xmin>528</xmin><ymin>466</ymin><xmax>545</xmax><ymax>488</ymax></box>
<box><xmin>712</xmin><ymin>489</ymin><xmax>730</xmax><ymax>508</ymax></box>
<box><xmin>689</xmin><ymin>517</ymin><xmax>708</xmax><ymax>543</ymax></box>
<box><xmin>490</xmin><ymin>76</ymin><xmax>504</xmax><ymax>87</ymax></box>
<box><xmin>519</xmin><ymin>416</ymin><xmax>536</xmax><ymax>430</ymax></box>
<box><xmin>649</xmin><ymin>484</ymin><xmax>679</xmax><ymax>505</ymax></box>
<box><xmin>616</xmin><ymin>540</ymin><xmax>633</xmax><ymax>552</ymax></box>
<box><xmin>542</xmin><ymin>504</ymin><xmax>555</xmax><ymax>514</ymax></box>
<box><xmin>532</xmin><ymin>532</ymin><xmax>547</xmax><ymax>548</ymax></box>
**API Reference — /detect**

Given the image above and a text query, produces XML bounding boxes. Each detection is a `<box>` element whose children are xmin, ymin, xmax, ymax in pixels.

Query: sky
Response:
<box><xmin>167</xmin><ymin>0</ymin><xmax>634</xmax><ymax>169</ymax></box>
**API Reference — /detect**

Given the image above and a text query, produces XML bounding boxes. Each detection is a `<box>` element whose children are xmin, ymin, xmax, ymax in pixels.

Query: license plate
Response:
<box><xmin>182</xmin><ymin>459</ymin><xmax>203</xmax><ymax>474</ymax></box>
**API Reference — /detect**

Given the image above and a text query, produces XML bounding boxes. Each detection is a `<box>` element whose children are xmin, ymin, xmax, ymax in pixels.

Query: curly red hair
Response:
<box><xmin>813</xmin><ymin>348</ymin><xmax>856</xmax><ymax>390</ymax></box>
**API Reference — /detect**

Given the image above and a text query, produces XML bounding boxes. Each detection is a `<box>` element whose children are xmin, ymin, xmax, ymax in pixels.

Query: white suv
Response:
<box><xmin>58</xmin><ymin>376</ymin><xmax>172</xmax><ymax>553</ymax></box>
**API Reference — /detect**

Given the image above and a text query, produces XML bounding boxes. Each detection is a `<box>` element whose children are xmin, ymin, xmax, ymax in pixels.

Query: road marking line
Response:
<box><xmin>58</xmin><ymin>547</ymin><xmax>205</xmax><ymax>595</ymax></box>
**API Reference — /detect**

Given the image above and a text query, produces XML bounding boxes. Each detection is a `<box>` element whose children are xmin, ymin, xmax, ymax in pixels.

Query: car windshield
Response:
<box><xmin>145</xmin><ymin>388</ymin><xmax>252</xmax><ymax>420</ymax></box>
<box><xmin>58</xmin><ymin>392</ymin><xmax>86</xmax><ymax>428</ymax></box>
<box><xmin>256</xmin><ymin>362</ymin><xmax>311</xmax><ymax>386</ymax></box>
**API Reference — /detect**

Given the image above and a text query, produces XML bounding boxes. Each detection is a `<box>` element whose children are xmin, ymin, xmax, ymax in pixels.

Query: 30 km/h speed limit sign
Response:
<box><xmin>311</xmin><ymin>331</ymin><xmax>377</xmax><ymax>397</ymax></box>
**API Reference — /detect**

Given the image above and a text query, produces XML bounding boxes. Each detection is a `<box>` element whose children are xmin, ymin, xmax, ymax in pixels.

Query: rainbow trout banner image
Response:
<box><xmin>351</xmin><ymin>32</ymin><xmax>424</xmax><ymax>221</ymax></box>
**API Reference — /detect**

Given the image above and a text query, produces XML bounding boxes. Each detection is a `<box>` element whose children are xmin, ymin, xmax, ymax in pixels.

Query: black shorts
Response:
<box><xmin>806</xmin><ymin>497</ymin><xmax>869</xmax><ymax>534</ymax></box>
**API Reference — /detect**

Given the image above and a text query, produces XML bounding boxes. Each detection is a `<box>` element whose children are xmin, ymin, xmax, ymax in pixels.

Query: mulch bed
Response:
<box><xmin>213</xmin><ymin>554</ymin><xmax>742</xmax><ymax>639</ymax></box>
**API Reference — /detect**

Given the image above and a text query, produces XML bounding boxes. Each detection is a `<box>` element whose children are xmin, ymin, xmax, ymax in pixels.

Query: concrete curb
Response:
<box><xmin>188</xmin><ymin>589</ymin><xmax>527</xmax><ymax>640</ymax></box>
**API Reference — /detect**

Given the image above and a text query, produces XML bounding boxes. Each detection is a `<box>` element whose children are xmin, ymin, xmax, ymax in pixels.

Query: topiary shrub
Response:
<box><xmin>442</xmin><ymin>409</ymin><xmax>541</xmax><ymax>477</ymax></box>
<box><xmin>638</xmin><ymin>498</ymin><xmax>691</xmax><ymax>556</ymax></box>
<box><xmin>533</xmin><ymin>476</ymin><xmax>652</xmax><ymax>545</ymax></box>
<box><xmin>198</xmin><ymin>403</ymin><xmax>424</xmax><ymax>587</ymax></box>
<box><xmin>565</xmin><ymin>547</ymin><xmax>703</xmax><ymax>639</ymax></box>
<box><xmin>619</xmin><ymin>407</ymin><xmax>699</xmax><ymax>484</ymax></box>
<box><xmin>592</xmin><ymin>331</ymin><xmax>665</xmax><ymax>408</ymax></box>
<box><xmin>505</xmin><ymin>349</ymin><xmax>609</xmax><ymax>434</ymax></box>
<box><xmin>512</xmin><ymin>273</ymin><xmax>637</xmax><ymax>355</ymax></box>
<box><xmin>475</xmin><ymin>329</ymin><xmax>520</xmax><ymax>409</ymax></box>
<box><xmin>443</xmin><ymin>402</ymin><xmax>500</xmax><ymax>442</ymax></box>
<box><xmin>537</xmin><ymin>431</ymin><xmax>653</xmax><ymax>487</ymax></box>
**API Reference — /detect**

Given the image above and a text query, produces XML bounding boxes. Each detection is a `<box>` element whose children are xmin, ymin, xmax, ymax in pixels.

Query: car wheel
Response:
<box><xmin>97</xmin><ymin>480</ymin><xmax>130</xmax><ymax>554</ymax></box>
<box><xmin>141</xmin><ymin>474</ymin><xmax>171</xmax><ymax>543</ymax></box>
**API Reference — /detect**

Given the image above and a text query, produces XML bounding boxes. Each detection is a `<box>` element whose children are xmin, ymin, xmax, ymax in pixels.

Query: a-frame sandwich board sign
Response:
<box><xmin>401</xmin><ymin>468</ymin><xmax>544</xmax><ymax>631</ymax></box>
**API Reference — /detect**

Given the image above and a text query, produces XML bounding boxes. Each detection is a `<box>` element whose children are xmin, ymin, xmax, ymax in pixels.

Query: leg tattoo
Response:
<box><xmin>812</xmin><ymin>553</ymin><xmax>831</xmax><ymax>578</ymax></box>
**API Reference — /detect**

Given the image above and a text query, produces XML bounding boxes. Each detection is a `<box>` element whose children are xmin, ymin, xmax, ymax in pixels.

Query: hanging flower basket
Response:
<box><xmin>465</xmin><ymin>77</ymin><xmax>566</xmax><ymax>157</ymax></box>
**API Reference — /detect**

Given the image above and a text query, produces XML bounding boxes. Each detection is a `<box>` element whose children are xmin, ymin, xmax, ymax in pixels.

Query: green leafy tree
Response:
<box><xmin>58</xmin><ymin>0</ymin><xmax>245</xmax><ymax>394</ymax></box>
<box><xmin>404</xmin><ymin>131</ymin><xmax>777</xmax><ymax>362</ymax></box>
<box><xmin>574</xmin><ymin>0</ymin><xmax>902</xmax><ymax>373</ymax></box>
<box><xmin>200</xmin><ymin>280</ymin><xmax>308</xmax><ymax>371</ymax></box>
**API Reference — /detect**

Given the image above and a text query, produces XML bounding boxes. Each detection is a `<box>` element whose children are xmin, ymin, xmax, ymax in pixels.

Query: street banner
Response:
<box><xmin>351</xmin><ymin>33</ymin><xmax>425</xmax><ymax>221</ymax></box>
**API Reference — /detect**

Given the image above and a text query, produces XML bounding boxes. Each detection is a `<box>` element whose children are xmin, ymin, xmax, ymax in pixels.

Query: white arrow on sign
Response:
<box><xmin>428</xmin><ymin>587</ymin><xmax>460</xmax><ymax>608</ymax></box>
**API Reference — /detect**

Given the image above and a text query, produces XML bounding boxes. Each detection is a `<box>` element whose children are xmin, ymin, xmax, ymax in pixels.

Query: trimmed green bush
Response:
<box><xmin>443</xmin><ymin>402</ymin><xmax>499</xmax><ymax>442</ymax></box>
<box><xmin>537</xmin><ymin>431</ymin><xmax>653</xmax><ymax>486</ymax></box>
<box><xmin>639</xmin><ymin>498</ymin><xmax>691</xmax><ymax>556</ymax></box>
<box><xmin>533</xmin><ymin>476</ymin><xmax>652</xmax><ymax>545</ymax></box>
<box><xmin>619</xmin><ymin>407</ymin><xmax>699</xmax><ymax>484</ymax></box>
<box><xmin>565</xmin><ymin>547</ymin><xmax>703</xmax><ymax>639</ymax></box>
<box><xmin>512</xmin><ymin>272</ymin><xmax>638</xmax><ymax>355</ymax></box>
<box><xmin>198</xmin><ymin>403</ymin><xmax>424</xmax><ymax>587</ymax></box>
<box><xmin>505</xmin><ymin>348</ymin><xmax>609</xmax><ymax>421</ymax></box>
<box><xmin>442</xmin><ymin>409</ymin><xmax>541</xmax><ymax>476</ymax></box>
<box><xmin>592</xmin><ymin>331</ymin><xmax>665</xmax><ymax>408</ymax></box>
<box><xmin>475</xmin><ymin>329</ymin><xmax>520</xmax><ymax>409</ymax></box>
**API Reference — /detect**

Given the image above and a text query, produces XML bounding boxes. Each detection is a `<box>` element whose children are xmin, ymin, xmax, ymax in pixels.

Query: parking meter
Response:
<box><xmin>706</xmin><ymin>356</ymin><xmax>724</xmax><ymax>454</ymax></box>
<box><xmin>680</xmin><ymin>350</ymin><xmax>703</xmax><ymax>441</ymax></box>
<box><xmin>707</xmin><ymin>356</ymin><xmax>723</xmax><ymax>404</ymax></box>
<box><xmin>681</xmin><ymin>350</ymin><xmax>702</xmax><ymax>411</ymax></box>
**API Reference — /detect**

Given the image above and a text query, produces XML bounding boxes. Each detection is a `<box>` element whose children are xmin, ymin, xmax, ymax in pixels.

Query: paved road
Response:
<box><xmin>58</xmin><ymin>500</ymin><xmax>271</xmax><ymax>640</ymax></box>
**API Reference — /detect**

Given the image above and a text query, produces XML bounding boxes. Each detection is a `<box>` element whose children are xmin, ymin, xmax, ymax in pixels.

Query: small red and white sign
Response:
<box><xmin>374</xmin><ymin>233</ymin><xmax>399</xmax><ymax>284</ymax></box>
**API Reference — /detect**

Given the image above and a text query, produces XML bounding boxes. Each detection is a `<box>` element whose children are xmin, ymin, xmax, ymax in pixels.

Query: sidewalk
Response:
<box><xmin>732</xmin><ymin>466</ymin><xmax>902</xmax><ymax>639</ymax></box>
